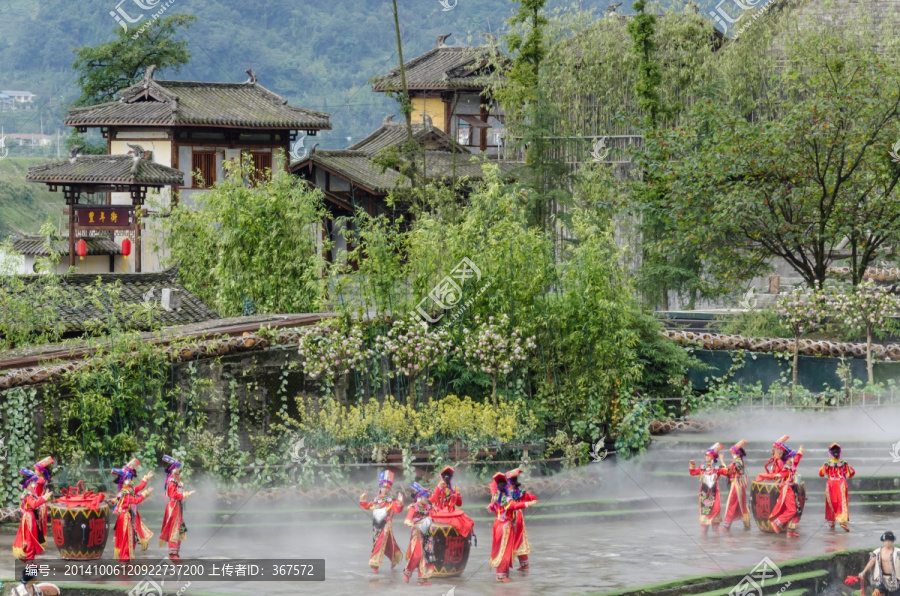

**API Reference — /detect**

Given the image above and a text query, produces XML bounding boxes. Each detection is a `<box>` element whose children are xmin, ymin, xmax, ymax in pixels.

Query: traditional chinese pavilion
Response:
<box><xmin>61</xmin><ymin>66</ymin><xmax>331</xmax><ymax>272</ymax></box>
<box><xmin>372</xmin><ymin>34</ymin><xmax>505</xmax><ymax>155</ymax></box>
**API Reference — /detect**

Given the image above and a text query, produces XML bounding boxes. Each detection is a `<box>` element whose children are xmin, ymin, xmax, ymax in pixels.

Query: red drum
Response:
<box><xmin>48</xmin><ymin>482</ymin><xmax>110</xmax><ymax>559</ymax></box>
<box><xmin>751</xmin><ymin>479</ymin><xmax>806</xmax><ymax>532</ymax></box>
<box><xmin>431</xmin><ymin>510</ymin><xmax>475</xmax><ymax>577</ymax></box>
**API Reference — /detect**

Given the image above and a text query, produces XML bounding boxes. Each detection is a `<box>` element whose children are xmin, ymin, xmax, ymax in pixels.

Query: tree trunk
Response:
<box><xmin>492</xmin><ymin>375</ymin><xmax>498</xmax><ymax>408</ymax></box>
<box><xmin>867</xmin><ymin>326</ymin><xmax>874</xmax><ymax>385</ymax></box>
<box><xmin>792</xmin><ymin>334</ymin><xmax>800</xmax><ymax>392</ymax></box>
<box><xmin>409</xmin><ymin>376</ymin><xmax>417</xmax><ymax>410</ymax></box>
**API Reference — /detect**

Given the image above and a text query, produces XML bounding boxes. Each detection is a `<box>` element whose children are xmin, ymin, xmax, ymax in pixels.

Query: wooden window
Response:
<box><xmin>191</xmin><ymin>151</ymin><xmax>217</xmax><ymax>188</ymax></box>
<box><xmin>241</xmin><ymin>151</ymin><xmax>273</xmax><ymax>186</ymax></box>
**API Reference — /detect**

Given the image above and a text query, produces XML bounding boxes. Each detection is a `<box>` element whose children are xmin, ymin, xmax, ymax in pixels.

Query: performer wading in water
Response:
<box><xmin>489</xmin><ymin>471</ymin><xmax>535</xmax><ymax>582</ymax></box>
<box><xmin>359</xmin><ymin>470</ymin><xmax>404</xmax><ymax>574</ymax></box>
<box><xmin>403</xmin><ymin>482</ymin><xmax>435</xmax><ymax>586</ymax></box>
<box><xmin>689</xmin><ymin>442</ymin><xmax>727</xmax><ymax>535</ymax></box>
<box><xmin>859</xmin><ymin>531</ymin><xmax>900</xmax><ymax>596</ymax></box>
<box><xmin>112</xmin><ymin>459</ymin><xmax>154</xmax><ymax>561</ymax></box>
<box><xmin>159</xmin><ymin>455</ymin><xmax>195</xmax><ymax>562</ymax></box>
<box><xmin>820</xmin><ymin>442</ymin><xmax>855</xmax><ymax>531</ymax></box>
<box><xmin>722</xmin><ymin>440</ymin><xmax>750</xmax><ymax>532</ymax></box>
<box><xmin>507</xmin><ymin>468</ymin><xmax>537</xmax><ymax>571</ymax></box>
<box><xmin>13</xmin><ymin>470</ymin><xmax>52</xmax><ymax>583</ymax></box>
<box><xmin>758</xmin><ymin>435</ymin><xmax>804</xmax><ymax>537</ymax></box>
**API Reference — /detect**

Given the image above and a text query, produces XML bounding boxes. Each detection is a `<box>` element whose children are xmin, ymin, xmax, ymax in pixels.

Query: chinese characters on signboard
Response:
<box><xmin>75</xmin><ymin>206</ymin><xmax>134</xmax><ymax>228</ymax></box>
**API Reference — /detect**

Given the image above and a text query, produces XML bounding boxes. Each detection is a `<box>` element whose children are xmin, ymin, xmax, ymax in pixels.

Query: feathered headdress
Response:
<box><xmin>162</xmin><ymin>455</ymin><xmax>182</xmax><ymax>484</ymax></box>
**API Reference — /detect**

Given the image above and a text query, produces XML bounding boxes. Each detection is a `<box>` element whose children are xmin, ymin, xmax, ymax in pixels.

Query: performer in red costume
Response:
<box><xmin>31</xmin><ymin>457</ymin><xmax>53</xmax><ymax>544</ymax></box>
<box><xmin>722</xmin><ymin>440</ymin><xmax>750</xmax><ymax>532</ymax></box>
<box><xmin>758</xmin><ymin>435</ymin><xmax>804</xmax><ymax>537</ymax></box>
<box><xmin>403</xmin><ymin>482</ymin><xmax>435</xmax><ymax>586</ymax></box>
<box><xmin>489</xmin><ymin>472</ymin><xmax>535</xmax><ymax>583</ymax></box>
<box><xmin>112</xmin><ymin>459</ymin><xmax>154</xmax><ymax>561</ymax></box>
<box><xmin>13</xmin><ymin>470</ymin><xmax>51</xmax><ymax>563</ymax></box>
<box><xmin>820</xmin><ymin>442</ymin><xmax>855</xmax><ymax>531</ymax></box>
<box><xmin>431</xmin><ymin>466</ymin><xmax>462</xmax><ymax>511</ymax></box>
<box><xmin>689</xmin><ymin>442</ymin><xmax>727</xmax><ymax>535</ymax></box>
<box><xmin>159</xmin><ymin>455</ymin><xmax>195</xmax><ymax>561</ymax></box>
<box><xmin>359</xmin><ymin>470</ymin><xmax>404</xmax><ymax>574</ymax></box>
<box><xmin>506</xmin><ymin>468</ymin><xmax>537</xmax><ymax>571</ymax></box>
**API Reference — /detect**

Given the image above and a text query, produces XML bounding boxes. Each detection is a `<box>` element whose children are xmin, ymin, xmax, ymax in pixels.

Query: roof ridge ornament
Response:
<box><xmin>245</xmin><ymin>69</ymin><xmax>258</xmax><ymax>85</ymax></box>
<box><xmin>422</xmin><ymin>114</ymin><xmax>434</xmax><ymax>132</ymax></box>
<box><xmin>436</xmin><ymin>33</ymin><xmax>452</xmax><ymax>48</ymax></box>
<box><xmin>144</xmin><ymin>65</ymin><xmax>157</xmax><ymax>84</ymax></box>
<box><xmin>68</xmin><ymin>145</ymin><xmax>84</xmax><ymax>163</ymax></box>
<box><xmin>383</xmin><ymin>114</ymin><xmax>395</xmax><ymax>126</ymax></box>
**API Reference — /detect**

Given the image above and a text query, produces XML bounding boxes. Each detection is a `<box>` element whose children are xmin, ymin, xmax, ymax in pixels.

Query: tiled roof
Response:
<box><xmin>26</xmin><ymin>155</ymin><xmax>185</xmax><ymax>186</ymax></box>
<box><xmin>65</xmin><ymin>69</ymin><xmax>331</xmax><ymax>130</ymax></box>
<box><xmin>372</xmin><ymin>38</ymin><xmax>502</xmax><ymax>92</ymax></box>
<box><xmin>297</xmin><ymin>149</ymin><xmax>514</xmax><ymax>194</ymax></box>
<box><xmin>10</xmin><ymin>235</ymin><xmax>121</xmax><ymax>257</ymax></box>
<box><xmin>5</xmin><ymin>268</ymin><xmax>219</xmax><ymax>332</ymax></box>
<box><xmin>348</xmin><ymin>116</ymin><xmax>465</xmax><ymax>155</ymax></box>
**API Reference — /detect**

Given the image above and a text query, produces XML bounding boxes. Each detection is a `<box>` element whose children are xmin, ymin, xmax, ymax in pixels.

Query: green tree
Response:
<box><xmin>162</xmin><ymin>156</ymin><xmax>327</xmax><ymax>316</ymax></box>
<box><xmin>71</xmin><ymin>14</ymin><xmax>196</xmax><ymax>106</ymax></box>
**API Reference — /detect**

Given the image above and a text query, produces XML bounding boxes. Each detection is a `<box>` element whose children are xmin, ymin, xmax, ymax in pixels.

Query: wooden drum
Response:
<box><xmin>750</xmin><ymin>479</ymin><xmax>806</xmax><ymax>532</ymax></box>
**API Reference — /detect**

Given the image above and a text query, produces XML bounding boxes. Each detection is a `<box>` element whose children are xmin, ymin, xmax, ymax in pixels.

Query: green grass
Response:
<box><xmin>0</xmin><ymin>157</ymin><xmax>62</xmax><ymax>238</ymax></box>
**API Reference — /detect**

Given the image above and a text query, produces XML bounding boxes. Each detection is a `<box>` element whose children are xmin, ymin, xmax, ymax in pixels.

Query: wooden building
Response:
<box><xmin>372</xmin><ymin>34</ymin><xmax>505</xmax><ymax>155</ymax></box>
<box><xmin>62</xmin><ymin>66</ymin><xmax>331</xmax><ymax>272</ymax></box>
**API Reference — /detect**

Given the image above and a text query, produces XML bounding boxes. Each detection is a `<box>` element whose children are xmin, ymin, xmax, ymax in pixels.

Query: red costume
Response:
<box><xmin>359</xmin><ymin>470</ymin><xmax>404</xmax><ymax>572</ymax></box>
<box><xmin>430</xmin><ymin>465</ymin><xmax>475</xmax><ymax>539</ymax></box>
<box><xmin>759</xmin><ymin>435</ymin><xmax>804</xmax><ymax>537</ymax></box>
<box><xmin>112</xmin><ymin>459</ymin><xmax>153</xmax><ymax>560</ymax></box>
<box><xmin>722</xmin><ymin>440</ymin><xmax>750</xmax><ymax>531</ymax></box>
<box><xmin>159</xmin><ymin>455</ymin><xmax>191</xmax><ymax>560</ymax></box>
<box><xmin>13</xmin><ymin>471</ymin><xmax>48</xmax><ymax>562</ymax></box>
<box><xmin>819</xmin><ymin>442</ymin><xmax>855</xmax><ymax>531</ymax></box>
<box><xmin>506</xmin><ymin>468</ymin><xmax>536</xmax><ymax>571</ymax></box>
<box><xmin>489</xmin><ymin>472</ymin><xmax>534</xmax><ymax>582</ymax></box>
<box><xmin>32</xmin><ymin>457</ymin><xmax>53</xmax><ymax>543</ymax></box>
<box><xmin>404</xmin><ymin>483</ymin><xmax>435</xmax><ymax>586</ymax></box>
<box><xmin>689</xmin><ymin>442</ymin><xmax>727</xmax><ymax>535</ymax></box>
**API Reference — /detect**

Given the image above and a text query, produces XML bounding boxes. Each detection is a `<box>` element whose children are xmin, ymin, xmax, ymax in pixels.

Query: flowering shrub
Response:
<box><xmin>456</xmin><ymin>314</ymin><xmax>537</xmax><ymax>405</ymax></box>
<box><xmin>375</xmin><ymin>316</ymin><xmax>452</xmax><ymax>407</ymax></box>
<box><xmin>777</xmin><ymin>285</ymin><xmax>825</xmax><ymax>387</ymax></box>
<box><xmin>828</xmin><ymin>280</ymin><xmax>900</xmax><ymax>383</ymax></box>
<box><xmin>297</xmin><ymin>324</ymin><xmax>371</xmax><ymax>395</ymax></box>
<box><xmin>289</xmin><ymin>394</ymin><xmax>538</xmax><ymax>453</ymax></box>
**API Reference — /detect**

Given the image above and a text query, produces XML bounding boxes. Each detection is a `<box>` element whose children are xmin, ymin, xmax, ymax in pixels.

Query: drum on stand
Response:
<box><xmin>48</xmin><ymin>482</ymin><xmax>110</xmax><ymax>560</ymax></box>
<box><xmin>751</xmin><ymin>479</ymin><xmax>806</xmax><ymax>532</ymax></box>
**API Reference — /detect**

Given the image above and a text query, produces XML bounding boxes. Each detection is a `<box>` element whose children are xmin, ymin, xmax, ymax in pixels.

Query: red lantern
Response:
<box><xmin>75</xmin><ymin>239</ymin><xmax>87</xmax><ymax>261</ymax></box>
<box><xmin>121</xmin><ymin>238</ymin><xmax>132</xmax><ymax>259</ymax></box>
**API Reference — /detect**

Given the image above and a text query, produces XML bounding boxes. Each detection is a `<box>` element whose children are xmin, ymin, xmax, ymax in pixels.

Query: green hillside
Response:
<box><xmin>0</xmin><ymin>158</ymin><xmax>62</xmax><ymax>238</ymax></box>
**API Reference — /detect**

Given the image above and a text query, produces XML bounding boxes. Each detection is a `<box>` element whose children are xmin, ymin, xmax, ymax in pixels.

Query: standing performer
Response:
<box><xmin>359</xmin><ymin>470</ymin><xmax>404</xmax><ymax>574</ymax></box>
<box><xmin>31</xmin><ymin>457</ymin><xmax>53</xmax><ymax>545</ymax></box>
<box><xmin>13</xmin><ymin>470</ymin><xmax>51</xmax><ymax>564</ymax></box>
<box><xmin>430</xmin><ymin>466</ymin><xmax>462</xmax><ymax>512</ymax></box>
<box><xmin>761</xmin><ymin>437</ymin><xmax>804</xmax><ymax>537</ymax></box>
<box><xmin>159</xmin><ymin>455</ymin><xmax>195</xmax><ymax>562</ymax></box>
<box><xmin>488</xmin><ymin>472</ymin><xmax>535</xmax><ymax>583</ymax></box>
<box><xmin>858</xmin><ymin>531</ymin><xmax>900</xmax><ymax>596</ymax></box>
<box><xmin>112</xmin><ymin>459</ymin><xmax>154</xmax><ymax>561</ymax></box>
<box><xmin>507</xmin><ymin>468</ymin><xmax>537</xmax><ymax>571</ymax></box>
<box><xmin>403</xmin><ymin>482</ymin><xmax>435</xmax><ymax>586</ymax></box>
<box><xmin>820</xmin><ymin>443</ymin><xmax>855</xmax><ymax>531</ymax></box>
<box><xmin>722</xmin><ymin>440</ymin><xmax>750</xmax><ymax>532</ymax></box>
<box><xmin>688</xmin><ymin>442</ymin><xmax>727</xmax><ymax>535</ymax></box>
